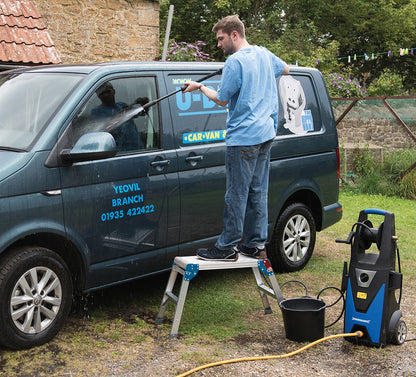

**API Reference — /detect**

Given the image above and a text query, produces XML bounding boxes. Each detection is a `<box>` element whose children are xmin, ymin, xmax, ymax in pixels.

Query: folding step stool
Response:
<box><xmin>155</xmin><ymin>255</ymin><xmax>284</xmax><ymax>338</ymax></box>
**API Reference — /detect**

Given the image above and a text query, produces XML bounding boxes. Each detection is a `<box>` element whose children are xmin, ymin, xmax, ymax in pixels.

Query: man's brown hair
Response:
<box><xmin>212</xmin><ymin>15</ymin><xmax>245</xmax><ymax>38</ymax></box>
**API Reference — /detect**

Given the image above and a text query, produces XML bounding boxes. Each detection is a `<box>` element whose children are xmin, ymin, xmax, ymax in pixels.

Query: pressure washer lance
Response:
<box><xmin>336</xmin><ymin>208</ymin><xmax>407</xmax><ymax>347</ymax></box>
<box><xmin>104</xmin><ymin>68</ymin><xmax>223</xmax><ymax>133</ymax></box>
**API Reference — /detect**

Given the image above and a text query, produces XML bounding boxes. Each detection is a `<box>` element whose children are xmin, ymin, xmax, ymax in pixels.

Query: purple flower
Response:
<box><xmin>162</xmin><ymin>40</ymin><xmax>214</xmax><ymax>62</ymax></box>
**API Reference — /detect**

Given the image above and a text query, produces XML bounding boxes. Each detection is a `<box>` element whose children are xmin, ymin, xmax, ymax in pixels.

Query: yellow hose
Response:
<box><xmin>175</xmin><ymin>331</ymin><xmax>363</xmax><ymax>377</ymax></box>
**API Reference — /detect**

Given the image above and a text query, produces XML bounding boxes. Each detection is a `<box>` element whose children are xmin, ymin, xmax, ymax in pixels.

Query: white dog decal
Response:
<box><xmin>279</xmin><ymin>76</ymin><xmax>307</xmax><ymax>134</ymax></box>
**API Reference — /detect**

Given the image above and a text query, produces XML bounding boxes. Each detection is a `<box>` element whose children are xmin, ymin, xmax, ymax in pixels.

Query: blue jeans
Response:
<box><xmin>216</xmin><ymin>140</ymin><xmax>272</xmax><ymax>249</ymax></box>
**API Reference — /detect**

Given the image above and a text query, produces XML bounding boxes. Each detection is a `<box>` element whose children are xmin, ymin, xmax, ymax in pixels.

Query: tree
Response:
<box><xmin>296</xmin><ymin>0</ymin><xmax>416</xmax><ymax>89</ymax></box>
<box><xmin>159</xmin><ymin>0</ymin><xmax>286</xmax><ymax>61</ymax></box>
<box><xmin>159</xmin><ymin>0</ymin><xmax>416</xmax><ymax>93</ymax></box>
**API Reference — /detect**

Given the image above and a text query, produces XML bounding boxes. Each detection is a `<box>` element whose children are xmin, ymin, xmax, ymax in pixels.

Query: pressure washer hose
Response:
<box><xmin>175</xmin><ymin>331</ymin><xmax>363</xmax><ymax>377</ymax></box>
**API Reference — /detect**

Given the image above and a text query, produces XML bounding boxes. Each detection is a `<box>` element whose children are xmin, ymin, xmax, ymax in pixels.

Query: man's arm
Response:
<box><xmin>282</xmin><ymin>64</ymin><xmax>290</xmax><ymax>75</ymax></box>
<box><xmin>183</xmin><ymin>81</ymin><xmax>229</xmax><ymax>107</ymax></box>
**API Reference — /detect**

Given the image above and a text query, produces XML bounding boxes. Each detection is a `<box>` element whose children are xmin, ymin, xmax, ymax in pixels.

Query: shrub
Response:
<box><xmin>342</xmin><ymin>147</ymin><xmax>416</xmax><ymax>199</ymax></box>
<box><xmin>367</xmin><ymin>69</ymin><xmax>409</xmax><ymax>97</ymax></box>
<box><xmin>382</xmin><ymin>149</ymin><xmax>416</xmax><ymax>199</ymax></box>
<box><xmin>324</xmin><ymin>72</ymin><xmax>367</xmax><ymax>98</ymax></box>
<box><xmin>163</xmin><ymin>40</ymin><xmax>214</xmax><ymax>62</ymax></box>
<box><xmin>350</xmin><ymin>145</ymin><xmax>376</xmax><ymax>176</ymax></box>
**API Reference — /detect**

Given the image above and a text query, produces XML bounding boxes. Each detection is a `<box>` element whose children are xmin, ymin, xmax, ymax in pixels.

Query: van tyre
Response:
<box><xmin>0</xmin><ymin>247</ymin><xmax>72</xmax><ymax>349</ymax></box>
<box><xmin>269</xmin><ymin>203</ymin><xmax>316</xmax><ymax>272</ymax></box>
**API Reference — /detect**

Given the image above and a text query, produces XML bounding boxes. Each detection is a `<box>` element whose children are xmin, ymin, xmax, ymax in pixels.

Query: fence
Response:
<box><xmin>332</xmin><ymin>96</ymin><xmax>416</xmax><ymax>179</ymax></box>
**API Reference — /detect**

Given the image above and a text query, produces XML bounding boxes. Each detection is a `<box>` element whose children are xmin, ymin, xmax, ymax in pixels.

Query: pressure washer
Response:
<box><xmin>336</xmin><ymin>208</ymin><xmax>407</xmax><ymax>347</ymax></box>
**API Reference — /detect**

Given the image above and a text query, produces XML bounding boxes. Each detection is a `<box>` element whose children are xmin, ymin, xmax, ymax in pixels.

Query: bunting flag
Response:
<box><xmin>307</xmin><ymin>47</ymin><xmax>416</xmax><ymax>66</ymax></box>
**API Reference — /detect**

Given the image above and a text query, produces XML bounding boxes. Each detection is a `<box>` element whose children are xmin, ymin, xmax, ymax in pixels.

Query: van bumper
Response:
<box><xmin>321</xmin><ymin>202</ymin><xmax>343</xmax><ymax>230</ymax></box>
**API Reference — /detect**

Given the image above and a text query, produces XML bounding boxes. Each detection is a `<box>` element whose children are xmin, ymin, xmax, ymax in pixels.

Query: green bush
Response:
<box><xmin>342</xmin><ymin>146</ymin><xmax>416</xmax><ymax>199</ymax></box>
<box><xmin>366</xmin><ymin>69</ymin><xmax>409</xmax><ymax>97</ymax></box>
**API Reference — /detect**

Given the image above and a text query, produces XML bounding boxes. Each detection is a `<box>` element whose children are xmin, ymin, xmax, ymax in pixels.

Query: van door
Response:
<box><xmin>165</xmin><ymin>70</ymin><xmax>227</xmax><ymax>254</ymax></box>
<box><xmin>58</xmin><ymin>75</ymin><xmax>179</xmax><ymax>288</ymax></box>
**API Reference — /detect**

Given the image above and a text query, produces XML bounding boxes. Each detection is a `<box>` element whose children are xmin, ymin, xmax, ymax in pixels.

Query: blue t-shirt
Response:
<box><xmin>217</xmin><ymin>46</ymin><xmax>286</xmax><ymax>146</ymax></box>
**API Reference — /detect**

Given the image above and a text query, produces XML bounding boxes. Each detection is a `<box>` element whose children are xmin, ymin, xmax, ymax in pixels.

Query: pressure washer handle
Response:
<box><xmin>335</xmin><ymin>230</ymin><xmax>355</xmax><ymax>245</ymax></box>
<box><xmin>363</xmin><ymin>208</ymin><xmax>386</xmax><ymax>216</ymax></box>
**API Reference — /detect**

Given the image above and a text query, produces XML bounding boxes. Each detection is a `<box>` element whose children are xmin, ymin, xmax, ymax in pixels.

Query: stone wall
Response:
<box><xmin>32</xmin><ymin>0</ymin><xmax>159</xmax><ymax>64</ymax></box>
<box><xmin>334</xmin><ymin>105</ymin><xmax>416</xmax><ymax>174</ymax></box>
<box><xmin>337</xmin><ymin>117</ymin><xmax>415</xmax><ymax>150</ymax></box>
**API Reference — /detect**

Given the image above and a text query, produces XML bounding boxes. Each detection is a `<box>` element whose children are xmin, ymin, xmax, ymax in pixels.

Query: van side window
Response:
<box><xmin>167</xmin><ymin>73</ymin><xmax>227</xmax><ymax>146</ymax></box>
<box><xmin>71</xmin><ymin>76</ymin><xmax>160</xmax><ymax>153</ymax></box>
<box><xmin>277</xmin><ymin>75</ymin><xmax>322</xmax><ymax>136</ymax></box>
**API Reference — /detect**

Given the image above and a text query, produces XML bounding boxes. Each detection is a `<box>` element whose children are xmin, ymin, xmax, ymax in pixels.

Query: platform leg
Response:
<box><xmin>267</xmin><ymin>273</ymin><xmax>284</xmax><ymax>304</ymax></box>
<box><xmin>252</xmin><ymin>267</ymin><xmax>273</xmax><ymax>314</ymax></box>
<box><xmin>155</xmin><ymin>268</ymin><xmax>179</xmax><ymax>325</ymax></box>
<box><xmin>169</xmin><ymin>277</ymin><xmax>191</xmax><ymax>338</ymax></box>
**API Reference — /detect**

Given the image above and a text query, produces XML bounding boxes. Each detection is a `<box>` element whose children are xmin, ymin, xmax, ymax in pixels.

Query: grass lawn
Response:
<box><xmin>1</xmin><ymin>191</ymin><xmax>415</xmax><ymax>376</ymax></box>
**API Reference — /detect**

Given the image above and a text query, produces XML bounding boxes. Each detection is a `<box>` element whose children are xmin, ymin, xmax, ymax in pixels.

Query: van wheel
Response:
<box><xmin>0</xmin><ymin>247</ymin><xmax>72</xmax><ymax>349</ymax></box>
<box><xmin>269</xmin><ymin>203</ymin><xmax>316</xmax><ymax>272</ymax></box>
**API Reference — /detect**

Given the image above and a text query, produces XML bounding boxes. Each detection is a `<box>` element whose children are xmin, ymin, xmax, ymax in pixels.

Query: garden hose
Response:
<box><xmin>175</xmin><ymin>331</ymin><xmax>363</xmax><ymax>377</ymax></box>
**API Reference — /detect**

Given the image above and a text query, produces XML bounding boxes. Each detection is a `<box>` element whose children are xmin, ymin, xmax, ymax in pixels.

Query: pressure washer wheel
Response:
<box><xmin>391</xmin><ymin>319</ymin><xmax>407</xmax><ymax>345</ymax></box>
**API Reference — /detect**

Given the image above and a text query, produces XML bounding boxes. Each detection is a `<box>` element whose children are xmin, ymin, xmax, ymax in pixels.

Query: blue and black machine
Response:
<box><xmin>337</xmin><ymin>209</ymin><xmax>407</xmax><ymax>347</ymax></box>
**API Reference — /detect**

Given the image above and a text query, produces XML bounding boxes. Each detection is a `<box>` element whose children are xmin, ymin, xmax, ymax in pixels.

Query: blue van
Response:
<box><xmin>0</xmin><ymin>62</ymin><xmax>342</xmax><ymax>348</ymax></box>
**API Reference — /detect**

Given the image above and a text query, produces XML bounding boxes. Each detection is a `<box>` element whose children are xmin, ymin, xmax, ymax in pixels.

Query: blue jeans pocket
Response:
<box><xmin>240</xmin><ymin>145</ymin><xmax>261</xmax><ymax>161</ymax></box>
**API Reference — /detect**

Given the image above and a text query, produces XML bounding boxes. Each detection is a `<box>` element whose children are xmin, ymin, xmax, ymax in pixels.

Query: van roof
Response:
<box><xmin>1</xmin><ymin>61</ymin><xmax>315</xmax><ymax>76</ymax></box>
<box><xmin>1</xmin><ymin>61</ymin><xmax>224</xmax><ymax>75</ymax></box>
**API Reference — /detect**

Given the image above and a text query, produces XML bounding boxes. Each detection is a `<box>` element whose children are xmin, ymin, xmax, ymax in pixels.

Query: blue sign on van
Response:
<box><xmin>183</xmin><ymin>129</ymin><xmax>226</xmax><ymax>144</ymax></box>
<box><xmin>174</xmin><ymin>78</ymin><xmax>228</xmax><ymax>117</ymax></box>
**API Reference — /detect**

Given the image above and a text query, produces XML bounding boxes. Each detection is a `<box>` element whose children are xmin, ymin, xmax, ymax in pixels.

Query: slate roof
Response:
<box><xmin>0</xmin><ymin>0</ymin><xmax>60</xmax><ymax>64</ymax></box>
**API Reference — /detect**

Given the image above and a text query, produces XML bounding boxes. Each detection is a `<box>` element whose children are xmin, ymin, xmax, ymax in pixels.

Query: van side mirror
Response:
<box><xmin>60</xmin><ymin>132</ymin><xmax>116</xmax><ymax>164</ymax></box>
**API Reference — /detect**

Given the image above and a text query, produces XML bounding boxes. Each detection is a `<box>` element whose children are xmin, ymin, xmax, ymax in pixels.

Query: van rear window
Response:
<box><xmin>277</xmin><ymin>74</ymin><xmax>322</xmax><ymax>136</ymax></box>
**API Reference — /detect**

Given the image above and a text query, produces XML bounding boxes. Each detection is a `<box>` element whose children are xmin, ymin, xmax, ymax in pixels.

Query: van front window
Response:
<box><xmin>0</xmin><ymin>72</ymin><xmax>83</xmax><ymax>151</ymax></box>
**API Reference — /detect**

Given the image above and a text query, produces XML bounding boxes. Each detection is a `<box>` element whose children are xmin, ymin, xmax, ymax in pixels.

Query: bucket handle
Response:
<box><xmin>317</xmin><ymin>286</ymin><xmax>346</xmax><ymax>328</ymax></box>
<box><xmin>280</xmin><ymin>280</ymin><xmax>308</xmax><ymax>298</ymax></box>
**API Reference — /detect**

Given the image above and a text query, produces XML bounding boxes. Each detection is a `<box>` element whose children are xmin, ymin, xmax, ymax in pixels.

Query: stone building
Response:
<box><xmin>0</xmin><ymin>0</ymin><xmax>160</xmax><ymax>67</ymax></box>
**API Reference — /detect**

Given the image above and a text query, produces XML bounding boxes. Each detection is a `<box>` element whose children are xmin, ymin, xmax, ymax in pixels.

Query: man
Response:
<box><xmin>184</xmin><ymin>15</ymin><xmax>289</xmax><ymax>261</ymax></box>
<box><xmin>91</xmin><ymin>82</ymin><xmax>143</xmax><ymax>152</ymax></box>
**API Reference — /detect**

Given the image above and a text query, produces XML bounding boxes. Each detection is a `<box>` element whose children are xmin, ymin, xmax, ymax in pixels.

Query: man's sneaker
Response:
<box><xmin>196</xmin><ymin>245</ymin><xmax>239</xmax><ymax>261</ymax></box>
<box><xmin>239</xmin><ymin>245</ymin><xmax>267</xmax><ymax>259</ymax></box>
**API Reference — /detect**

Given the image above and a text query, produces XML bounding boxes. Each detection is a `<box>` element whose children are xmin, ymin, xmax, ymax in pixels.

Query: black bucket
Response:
<box><xmin>280</xmin><ymin>297</ymin><xmax>326</xmax><ymax>342</ymax></box>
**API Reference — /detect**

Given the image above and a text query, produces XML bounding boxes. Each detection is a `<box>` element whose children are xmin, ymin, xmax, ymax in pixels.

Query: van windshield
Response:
<box><xmin>0</xmin><ymin>72</ymin><xmax>83</xmax><ymax>151</ymax></box>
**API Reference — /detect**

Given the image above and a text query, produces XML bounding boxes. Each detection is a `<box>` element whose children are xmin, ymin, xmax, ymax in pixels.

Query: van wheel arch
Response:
<box><xmin>268</xmin><ymin>202</ymin><xmax>316</xmax><ymax>272</ymax></box>
<box><xmin>3</xmin><ymin>233</ymin><xmax>86</xmax><ymax>294</ymax></box>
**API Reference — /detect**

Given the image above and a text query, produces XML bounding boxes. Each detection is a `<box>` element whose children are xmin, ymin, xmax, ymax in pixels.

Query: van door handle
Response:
<box><xmin>151</xmin><ymin>159</ymin><xmax>170</xmax><ymax>166</ymax></box>
<box><xmin>151</xmin><ymin>159</ymin><xmax>170</xmax><ymax>171</ymax></box>
<box><xmin>185</xmin><ymin>155</ymin><xmax>203</xmax><ymax>167</ymax></box>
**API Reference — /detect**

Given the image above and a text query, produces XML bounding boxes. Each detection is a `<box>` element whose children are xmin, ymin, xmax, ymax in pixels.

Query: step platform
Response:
<box><xmin>155</xmin><ymin>254</ymin><xmax>284</xmax><ymax>338</ymax></box>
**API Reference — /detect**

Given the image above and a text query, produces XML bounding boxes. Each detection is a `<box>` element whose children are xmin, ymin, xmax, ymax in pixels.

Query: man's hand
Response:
<box><xmin>183</xmin><ymin>81</ymin><xmax>201</xmax><ymax>93</ymax></box>
<box><xmin>183</xmin><ymin>80</ymin><xmax>228</xmax><ymax>107</ymax></box>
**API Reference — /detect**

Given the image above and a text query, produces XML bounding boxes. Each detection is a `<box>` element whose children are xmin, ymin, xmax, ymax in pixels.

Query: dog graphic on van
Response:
<box><xmin>279</xmin><ymin>76</ymin><xmax>307</xmax><ymax>134</ymax></box>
